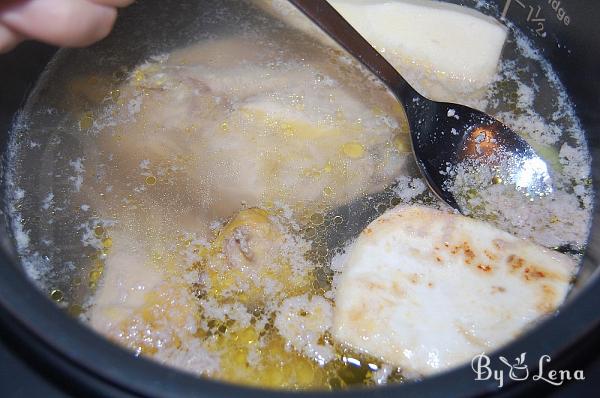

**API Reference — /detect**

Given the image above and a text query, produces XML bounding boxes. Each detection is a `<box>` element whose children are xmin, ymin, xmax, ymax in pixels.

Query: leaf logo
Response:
<box><xmin>499</xmin><ymin>353</ymin><xmax>529</xmax><ymax>381</ymax></box>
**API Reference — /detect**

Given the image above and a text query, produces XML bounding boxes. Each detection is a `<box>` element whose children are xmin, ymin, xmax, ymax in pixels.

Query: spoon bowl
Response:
<box><xmin>289</xmin><ymin>0</ymin><xmax>552</xmax><ymax>212</ymax></box>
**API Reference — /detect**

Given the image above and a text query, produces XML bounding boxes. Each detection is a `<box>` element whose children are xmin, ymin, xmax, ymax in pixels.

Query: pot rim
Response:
<box><xmin>1</xmin><ymin>0</ymin><xmax>600</xmax><ymax>395</ymax></box>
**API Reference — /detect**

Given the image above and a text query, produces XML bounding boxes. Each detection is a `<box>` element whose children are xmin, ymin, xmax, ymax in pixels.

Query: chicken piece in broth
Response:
<box><xmin>199</xmin><ymin>208</ymin><xmax>313</xmax><ymax>307</ymax></box>
<box><xmin>82</xmin><ymin>33</ymin><xmax>411</xmax><ymax>385</ymax></box>
<box><xmin>94</xmin><ymin>37</ymin><xmax>410</xmax><ymax>228</ymax></box>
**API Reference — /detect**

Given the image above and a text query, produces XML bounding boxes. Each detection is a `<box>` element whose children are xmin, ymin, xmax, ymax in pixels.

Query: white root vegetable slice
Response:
<box><xmin>333</xmin><ymin>205</ymin><xmax>576</xmax><ymax>376</ymax></box>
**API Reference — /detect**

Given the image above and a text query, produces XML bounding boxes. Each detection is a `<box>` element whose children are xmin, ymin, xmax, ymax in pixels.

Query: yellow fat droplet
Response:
<box><xmin>295</xmin><ymin>360</ymin><xmax>315</xmax><ymax>385</ymax></box>
<box><xmin>80</xmin><ymin>112</ymin><xmax>94</xmax><ymax>129</ymax></box>
<box><xmin>341</xmin><ymin>142</ymin><xmax>365</xmax><ymax>159</ymax></box>
<box><xmin>310</xmin><ymin>213</ymin><xmax>324</xmax><ymax>225</ymax></box>
<box><xmin>134</xmin><ymin>70</ymin><xmax>145</xmax><ymax>82</ymax></box>
<box><xmin>233</xmin><ymin>348</ymin><xmax>248</xmax><ymax>366</ymax></box>
<box><xmin>69</xmin><ymin>304</ymin><xmax>83</xmax><ymax>316</ymax></box>
<box><xmin>238</xmin><ymin>327</ymin><xmax>258</xmax><ymax>345</ymax></box>
<box><xmin>281</xmin><ymin>123</ymin><xmax>295</xmax><ymax>136</ymax></box>
<box><xmin>491</xmin><ymin>175</ymin><xmax>503</xmax><ymax>184</ymax></box>
<box><xmin>145</xmin><ymin>175</ymin><xmax>157</xmax><ymax>185</ymax></box>
<box><xmin>220</xmin><ymin>122</ymin><xmax>229</xmax><ymax>133</ymax></box>
<box><xmin>466</xmin><ymin>188</ymin><xmax>478</xmax><ymax>199</ymax></box>
<box><xmin>304</xmin><ymin>226</ymin><xmax>317</xmax><ymax>238</ymax></box>
<box><xmin>323</xmin><ymin>186</ymin><xmax>334</xmax><ymax>196</ymax></box>
<box><xmin>50</xmin><ymin>289</ymin><xmax>64</xmax><ymax>302</ymax></box>
<box><xmin>94</xmin><ymin>225</ymin><xmax>105</xmax><ymax>237</ymax></box>
<box><xmin>393</xmin><ymin>134</ymin><xmax>410</xmax><ymax>153</ymax></box>
<box><xmin>102</xmin><ymin>237</ymin><xmax>113</xmax><ymax>248</ymax></box>
<box><xmin>89</xmin><ymin>269</ymin><xmax>103</xmax><ymax>286</ymax></box>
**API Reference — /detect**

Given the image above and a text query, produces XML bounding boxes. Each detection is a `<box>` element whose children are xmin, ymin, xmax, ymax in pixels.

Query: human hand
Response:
<box><xmin>0</xmin><ymin>0</ymin><xmax>134</xmax><ymax>53</ymax></box>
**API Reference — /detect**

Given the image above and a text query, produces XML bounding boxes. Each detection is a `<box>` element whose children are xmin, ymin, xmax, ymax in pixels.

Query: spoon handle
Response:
<box><xmin>288</xmin><ymin>0</ymin><xmax>420</xmax><ymax>104</ymax></box>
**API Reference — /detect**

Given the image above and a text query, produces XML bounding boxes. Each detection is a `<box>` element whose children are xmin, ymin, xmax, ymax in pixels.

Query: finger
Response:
<box><xmin>0</xmin><ymin>22</ymin><xmax>23</xmax><ymax>53</ymax></box>
<box><xmin>0</xmin><ymin>0</ymin><xmax>117</xmax><ymax>48</ymax></box>
<box><xmin>90</xmin><ymin>0</ymin><xmax>135</xmax><ymax>7</ymax></box>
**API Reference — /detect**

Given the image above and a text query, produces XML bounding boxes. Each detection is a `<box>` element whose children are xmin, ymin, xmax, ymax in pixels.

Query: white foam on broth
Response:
<box><xmin>3</xmin><ymin>0</ymin><xmax>593</xmax><ymax>390</ymax></box>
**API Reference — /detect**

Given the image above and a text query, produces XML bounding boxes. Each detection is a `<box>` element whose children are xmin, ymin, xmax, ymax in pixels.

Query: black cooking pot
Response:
<box><xmin>1</xmin><ymin>1</ymin><xmax>599</xmax><ymax>397</ymax></box>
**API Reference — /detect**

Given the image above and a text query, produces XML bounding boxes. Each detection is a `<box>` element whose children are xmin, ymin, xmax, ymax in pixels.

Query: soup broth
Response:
<box><xmin>4</xmin><ymin>0</ymin><xmax>593</xmax><ymax>390</ymax></box>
